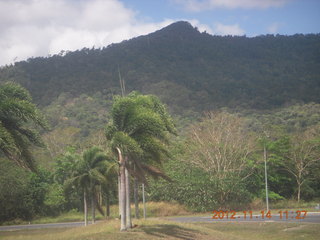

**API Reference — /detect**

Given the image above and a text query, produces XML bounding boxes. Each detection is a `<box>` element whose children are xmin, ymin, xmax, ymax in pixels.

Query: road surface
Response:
<box><xmin>0</xmin><ymin>221</ymin><xmax>88</xmax><ymax>231</ymax></box>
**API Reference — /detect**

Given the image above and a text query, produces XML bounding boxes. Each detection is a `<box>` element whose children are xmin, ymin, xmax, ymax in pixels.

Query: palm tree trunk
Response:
<box><xmin>105</xmin><ymin>191</ymin><xmax>110</xmax><ymax>218</ymax></box>
<box><xmin>99</xmin><ymin>185</ymin><xmax>102</xmax><ymax>206</ymax></box>
<box><xmin>84</xmin><ymin>189</ymin><xmax>88</xmax><ymax>226</ymax></box>
<box><xmin>134</xmin><ymin>176</ymin><xmax>140</xmax><ymax>219</ymax></box>
<box><xmin>125</xmin><ymin>166</ymin><xmax>132</xmax><ymax>228</ymax></box>
<box><xmin>142</xmin><ymin>183</ymin><xmax>146</xmax><ymax>219</ymax></box>
<box><xmin>118</xmin><ymin>174</ymin><xmax>121</xmax><ymax>218</ymax></box>
<box><xmin>91</xmin><ymin>191</ymin><xmax>96</xmax><ymax>224</ymax></box>
<box><xmin>116</xmin><ymin>147</ymin><xmax>126</xmax><ymax>231</ymax></box>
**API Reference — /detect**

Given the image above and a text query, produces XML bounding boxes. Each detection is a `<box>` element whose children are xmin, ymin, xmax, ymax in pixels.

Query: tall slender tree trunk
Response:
<box><xmin>105</xmin><ymin>190</ymin><xmax>110</xmax><ymax>218</ymax></box>
<box><xmin>84</xmin><ymin>189</ymin><xmax>88</xmax><ymax>226</ymax></box>
<box><xmin>99</xmin><ymin>185</ymin><xmax>102</xmax><ymax>206</ymax></box>
<box><xmin>134</xmin><ymin>176</ymin><xmax>140</xmax><ymax>219</ymax></box>
<box><xmin>118</xmin><ymin>174</ymin><xmax>121</xmax><ymax>218</ymax></box>
<box><xmin>142</xmin><ymin>183</ymin><xmax>146</xmax><ymax>219</ymax></box>
<box><xmin>117</xmin><ymin>147</ymin><xmax>127</xmax><ymax>231</ymax></box>
<box><xmin>91</xmin><ymin>190</ymin><xmax>96</xmax><ymax>224</ymax></box>
<box><xmin>297</xmin><ymin>179</ymin><xmax>302</xmax><ymax>203</ymax></box>
<box><xmin>125</xmin><ymin>165</ymin><xmax>132</xmax><ymax>228</ymax></box>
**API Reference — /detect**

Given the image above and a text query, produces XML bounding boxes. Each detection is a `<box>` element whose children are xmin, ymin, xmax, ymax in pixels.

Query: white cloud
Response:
<box><xmin>213</xmin><ymin>23</ymin><xmax>245</xmax><ymax>35</ymax></box>
<box><xmin>267</xmin><ymin>22</ymin><xmax>281</xmax><ymax>34</ymax></box>
<box><xmin>189</xmin><ymin>19</ymin><xmax>214</xmax><ymax>34</ymax></box>
<box><xmin>0</xmin><ymin>0</ymin><xmax>176</xmax><ymax>66</ymax></box>
<box><xmin>0</xmin><ymin>0</ymin><xmax>229</xmax><ymax>66</ymax></box>
<box><xmin>173</xmin><ymin>0</ymin><xmax>290</xmax><ymax>12</ymax></box>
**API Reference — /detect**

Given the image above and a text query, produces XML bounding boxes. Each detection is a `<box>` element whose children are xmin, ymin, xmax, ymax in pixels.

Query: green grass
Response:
<box><xmin>271</xmin><ymin>199</ymin><xmax>320</xmax><ymax>211</ymax></box>
<box><xmin>250</xmin><ymin>198</ymin><xmax>320</xmax><ymax>212</ymax></box>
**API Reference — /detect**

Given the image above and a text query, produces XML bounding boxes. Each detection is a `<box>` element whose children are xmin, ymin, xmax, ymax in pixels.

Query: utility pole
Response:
<box><xmin>264</xmin><ymin>140</ymin><xmax>269</xmax><ymax>212</ymax></box>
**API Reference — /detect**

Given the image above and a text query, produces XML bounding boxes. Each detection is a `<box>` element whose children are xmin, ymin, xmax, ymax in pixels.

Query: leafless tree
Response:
<box><xmin>282</xmin><ymin>125</ymin><xmax>320</xmax><ymax>202</ymax></box>
<box><xmin>185</xmin><ymin>111</ymin><xmax>256</xmax><ymax>181</ymax></box>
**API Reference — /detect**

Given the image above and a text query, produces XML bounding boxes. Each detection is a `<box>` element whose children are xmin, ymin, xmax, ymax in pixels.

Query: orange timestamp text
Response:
<box><xmin>212</xmin><ymin>210</ymin><xmax>307</xmax><ymax>220</ymax></box>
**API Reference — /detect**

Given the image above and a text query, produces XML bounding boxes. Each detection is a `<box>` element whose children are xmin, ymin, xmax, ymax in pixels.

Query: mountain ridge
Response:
<box><xmin>0</xmin><ymin>21</ymin><xmax>319</xmax><ymax>113</ymax></box>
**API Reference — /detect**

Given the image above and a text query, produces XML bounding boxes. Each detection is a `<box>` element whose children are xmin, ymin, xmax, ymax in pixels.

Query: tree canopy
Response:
<box><xmin>106</xmin><ymin>92</ymin><xmax>176</xmax><ymax>183</ymax></box>
<box><xmin>0</xmin><ymin>82</ymin><xmax>47</xmax><ymax>171</ymax></box>
<box><xmin>1</xmin><ymin>22</ymin><xmax>319</xmax><ymax>114</ymax></box>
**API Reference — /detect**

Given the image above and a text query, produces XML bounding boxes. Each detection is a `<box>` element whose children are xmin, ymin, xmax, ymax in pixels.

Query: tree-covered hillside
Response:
<box><xmin>0</xmin><ymin>21</ymin><xmax>319</xmax><ymax>113</ymax></box>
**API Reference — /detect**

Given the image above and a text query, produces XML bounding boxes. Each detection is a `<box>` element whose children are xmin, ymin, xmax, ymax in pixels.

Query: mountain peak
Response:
<box><xmin>151</xmin><ymin>21</ymin><xmax>200</xmax><ymax>38</ymax></box>
<box><xmin>164</xmin><ymin>21</ymin><xmax>195</xmax><ymax>30</ymax></box>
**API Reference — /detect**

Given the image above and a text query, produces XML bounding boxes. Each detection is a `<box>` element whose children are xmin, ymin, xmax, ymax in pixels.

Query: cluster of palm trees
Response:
<box><xmin>0</xmin><ymin>82</ymin><xmax>176</xmax><ymax>231</ymax></box>
<box><xmin>64</xmin><ymin>146</ymin><xmax>117</xmax><ymax>226</ymax></box>
<box><xmin>64</xmin><ymin>92</ymin><xmax>176</xmax><ymax>230</ymax></box>
<box><xmin>105</xmin><ymin>92</ymin><xmax>176</xmax><ymax>231</ymax></box>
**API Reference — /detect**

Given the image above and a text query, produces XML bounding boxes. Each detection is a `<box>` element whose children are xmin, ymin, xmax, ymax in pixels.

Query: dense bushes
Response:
<box><xmin>148</xmin><ymin>158</ymin><xmax>253</xmax><ymax>212</ymax></box>
<box><xmin>0</xmin><ymin>159</ymin><xmax>48</xmax><ymax>222</ymax></box>
<box><xmin>0</xmin><ymin>157</ymin><xmax>79</xmax><ymax>223</ymax></box>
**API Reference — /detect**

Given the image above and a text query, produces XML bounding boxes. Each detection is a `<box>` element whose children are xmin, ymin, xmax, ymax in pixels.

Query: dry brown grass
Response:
<box><xmin>144</xmin><ymin>201</ymin><xmax>190</xmax><ymax>217</ymax></box>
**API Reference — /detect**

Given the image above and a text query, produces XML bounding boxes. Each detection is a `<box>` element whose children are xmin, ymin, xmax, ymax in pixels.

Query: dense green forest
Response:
<box><xmin>1</xmin><ymin>21</ymin><xmax>320</xmax><ymax>112</ymax></box>
<box><xmin>1</xmin><ymin>21</ymin><xmax>320</xmax><ymax>224</ymax></box>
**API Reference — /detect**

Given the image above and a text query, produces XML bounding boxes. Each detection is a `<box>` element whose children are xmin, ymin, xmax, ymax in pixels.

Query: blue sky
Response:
<box><xmin>0</xmin><ymin>0</ymin><xmax>319</xmax><ymax>66</ymax></box>
<box><xmin>123</xmin><ymin>0</ymin><xmax>320</xmax><ymax>36</ymax></box>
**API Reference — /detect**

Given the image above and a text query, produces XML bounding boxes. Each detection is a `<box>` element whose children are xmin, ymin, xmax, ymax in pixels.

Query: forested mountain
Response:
<box><xmin>1</xmin><ymin>22</ymin><xmax>320</xmax><ymax>223</ymax></box>
<box><xmin>0</xmin><ymin>21</ymin><xmax>320</xmax><ymax>113</ymax></box>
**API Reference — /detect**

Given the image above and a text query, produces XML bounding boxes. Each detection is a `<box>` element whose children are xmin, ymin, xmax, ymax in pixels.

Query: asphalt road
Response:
<box><xmin>0</xmin><ymin>221</ymin><xmax>88</xmax><ymax>231</ymax></box>
<box><xmin>1</xmin><ymin>212</ymin><xmax>319</xmax><ymax>231</ymax></box>
<box><xmin>170</xmin><ymin>212</ymin><xmax>320</xmax><ymax>224</ymax></box>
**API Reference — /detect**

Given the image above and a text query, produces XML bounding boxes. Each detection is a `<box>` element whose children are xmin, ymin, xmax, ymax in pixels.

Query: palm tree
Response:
<box><xmin>0</xmin><ymin>82</ymin><xmax>47</xmax><ymax>171</ymax></box>
<box><xmin>65</xmin><ymin>146</ymin><xmax>110</xmax><ymax>225</ymax></box>
<box><xmin>105</xmin><ymin>92</ymin><xmax>176</xmax><ymax>231</ymax></box>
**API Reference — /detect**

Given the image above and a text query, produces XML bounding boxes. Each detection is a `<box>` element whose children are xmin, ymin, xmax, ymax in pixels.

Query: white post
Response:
<box><xmin>125</xmin><ymin>167</ymin><xmax>132</xmax><ymax>228</ymax></box>
<box><xmin>118</xmin><ymin>174</ymin><xmax>121</xmax><ymax>218</ymax></box>
<box><xmin>264</xmin><ymin>143</ymin><xmax>269</xmax><ymax>212</ymax></box>
<box><xmin>116</xmin><ymin>147</ymin><xmax>126</xmax><ymax>231</ymax></box>
<box><xmin>142</xmin><ymin>183</ymin><xmax>146</xmax><ymax>219</ymax></box>
<box><xmin>84</xmin><ymin>190</ymin><xmax>88</xmax><ymax>226</ymax></box>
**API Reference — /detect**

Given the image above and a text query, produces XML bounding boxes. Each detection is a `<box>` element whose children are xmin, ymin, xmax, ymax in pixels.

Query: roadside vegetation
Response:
<box><xmin>0</xmin><ymin>83</ymin><xmax>320</xmax><ymax>235</ymax></box>
<box><xmin>1</xmin><ymin>201</ymin><xmax>189</xmax><ymax>226</ymax></box>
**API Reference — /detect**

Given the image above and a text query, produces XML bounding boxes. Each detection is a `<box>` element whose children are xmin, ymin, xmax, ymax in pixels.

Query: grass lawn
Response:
<box><xmin>0</xmin><ymin>218</ymin><xmax>318</xmax><ymax>240</ymax></box>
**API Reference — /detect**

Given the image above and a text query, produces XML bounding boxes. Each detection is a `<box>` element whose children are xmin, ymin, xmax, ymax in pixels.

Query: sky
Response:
<box><xmin>0</xmin><ymin>0</ymin><xmax>319</xmax><ymax>67</ymax></box>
